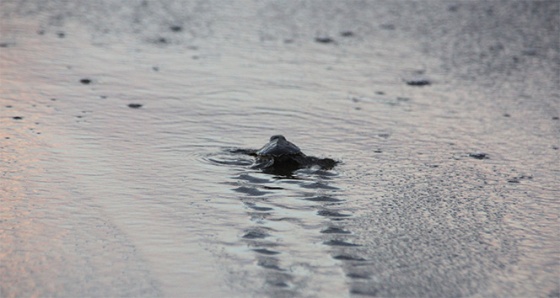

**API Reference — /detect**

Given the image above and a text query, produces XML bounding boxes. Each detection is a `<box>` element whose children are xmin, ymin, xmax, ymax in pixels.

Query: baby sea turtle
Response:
<box><xmin>252</xmin><ymin>135</ymin><xmax>337</xmax><ymax>174</ymax></box>
<box><xmin>257</xmin><ymin>135</ymin><xmax>302</xmax><ymax>157</ymax></box>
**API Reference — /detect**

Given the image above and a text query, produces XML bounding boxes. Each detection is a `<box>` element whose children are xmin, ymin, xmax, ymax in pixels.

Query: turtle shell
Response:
<box><xmin>257</xmin><ymin>135</ymin><xmax>302</xmax><ymax>157</ymax></box>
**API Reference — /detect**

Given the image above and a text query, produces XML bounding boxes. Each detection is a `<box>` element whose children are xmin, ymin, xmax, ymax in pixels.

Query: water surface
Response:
<box><xmin>1</xmin><ymin>1</ymin><xmax>558</xmax><ymax>297</ymax></box>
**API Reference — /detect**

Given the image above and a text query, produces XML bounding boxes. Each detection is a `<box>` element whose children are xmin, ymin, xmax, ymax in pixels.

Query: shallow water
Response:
<box><xmin>1</xmin><ymin>1</ymin><xmax>559</xmax><ymax>297</ymax></box>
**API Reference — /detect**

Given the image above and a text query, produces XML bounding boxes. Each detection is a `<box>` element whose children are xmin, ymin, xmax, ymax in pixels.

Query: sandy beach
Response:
<box><xmin>1</xmin><ymin>1</ymin><xmax>558</xmax><ymax>297</ymax></box>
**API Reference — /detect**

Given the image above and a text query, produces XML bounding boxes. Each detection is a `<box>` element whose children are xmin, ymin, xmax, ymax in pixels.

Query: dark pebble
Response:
<box><xmin>469</xmin><ymin>152</ymin><xmax>489</xmax><ymax>159</ymax></box>
<box><xmin>0</xmin><ymin>43</ymin><xmax>12</xmax><ymax>48</ymax></box>
<box><xmin>80</xmin><ymin>78</ymin><xmax>91</xmax><ymax>84</ymax></box>
<box><xmin>170</xmin><ymin>25</ymin><xmax>182</xmax><ymax>32</ymax></box>
<box><xmin>152</xmin><ymin>66</ymin><xmax>159</xmax><ymax>71</ymax></box>
<box><xmin>57</xmin><ymin>32</ymin><xmax>65</xmax><ymax>38</ymax></box>
<box><xmin>552</xmin><ymin>116</ymin><xmax>559</xmax><ymax>120</ymax></box>
<box><xmin>406</xmin><ymin>79</ymin><xmax>431</xmax><ymax>86</ymax></box>
<box><xmin>128</xmin><ymin>103</ymin><xmax>143</xmax><ymax>109</ymax></box>
<box><xmin>503</xmin><ymin>113</ymin><xmax>511</xmax><ymax>117</ymax></box>
<box><xmin>12</xmin><ymin>116</ymin><xmax>23</xmax><ymax>120</ymax></box>
<box><xmin>157</xmin><ymin>37</ymin><xmax>168</xmax><ymax>44</ymax></box>
<box><xmin>315</xmin><ymin>36</ymin><xmax>335</xmax><ymax>44</ymax></box>
<box><xmin>340</xmin><ymin>31</ymin><xmax>354</xmax><ymax>37</ymax></box>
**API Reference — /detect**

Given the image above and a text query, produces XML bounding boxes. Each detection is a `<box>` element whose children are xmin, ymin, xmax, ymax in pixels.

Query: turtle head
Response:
<box><xmin>269</xmin><ymin>135</ymin><xmax>286</xmax><ymax>142</ymax></box>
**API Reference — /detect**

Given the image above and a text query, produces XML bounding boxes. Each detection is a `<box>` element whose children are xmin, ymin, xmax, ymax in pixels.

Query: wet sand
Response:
<box><xmin>1</xmin><ymin>1</ymin><xmax>558</xmax><ymax>297</ymax></box>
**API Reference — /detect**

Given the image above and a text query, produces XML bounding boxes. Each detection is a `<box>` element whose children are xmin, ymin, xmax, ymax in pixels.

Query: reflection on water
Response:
<box><xmin>1</xmin><ymin>1</ymin><xmax>559</xmax><ymax>297</ymax></box>
<box><xmin>207</xmin><ymin>148</ymin><xmax>357</xmax><ymax>296</ymax></box>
